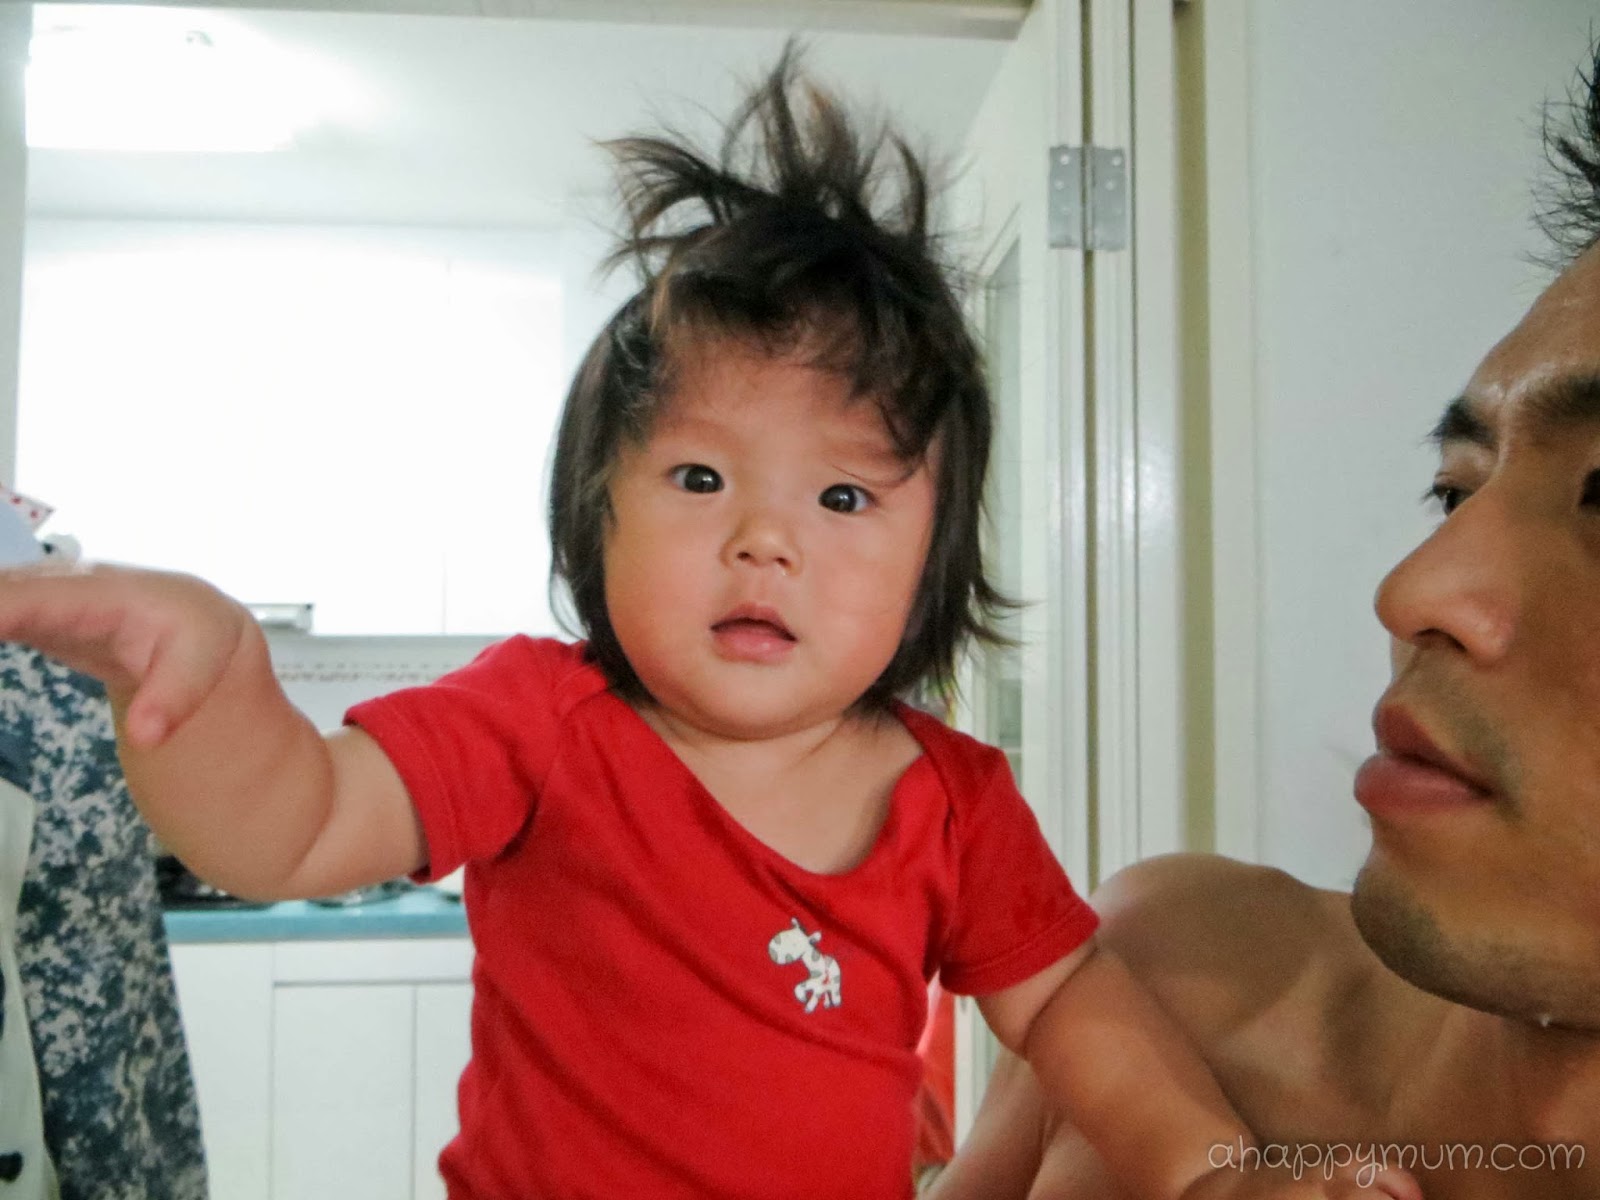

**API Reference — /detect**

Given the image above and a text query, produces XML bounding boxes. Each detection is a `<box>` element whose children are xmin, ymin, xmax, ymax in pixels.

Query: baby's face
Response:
<box><xmin>602</xmin><ymin>343</ymin><xmax>936</xmax><ymax>740</ymax></box>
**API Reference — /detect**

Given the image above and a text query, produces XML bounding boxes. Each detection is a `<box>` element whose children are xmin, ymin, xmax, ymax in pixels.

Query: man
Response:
<box><xmin>930</xmin><ymin>48</ymin><xmax>1600</xmax><ymax>1200</ymax></box>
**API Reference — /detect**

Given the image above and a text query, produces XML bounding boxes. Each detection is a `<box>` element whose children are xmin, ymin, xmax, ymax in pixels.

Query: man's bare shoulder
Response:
<box><xmin>931</xmin><ymin>855</ymin><xmax>1458</xmax><ymax>1200</ymax></box>
<box><xmin>1090</xmin><ymin>854</ymin><xmax>1432</xmax><ymax>1044</ymax></box>
<box><xmin>1092</xmin><ymin>852</ymin><xmax>1356</xmax><ymax>966</ymax></box>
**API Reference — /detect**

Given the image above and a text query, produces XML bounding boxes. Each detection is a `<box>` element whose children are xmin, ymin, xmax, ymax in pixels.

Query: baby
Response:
<box><xmin>0</xmin><ymin>50</ymin><xmax>1412</xmax><ymax>1200</ymax></box>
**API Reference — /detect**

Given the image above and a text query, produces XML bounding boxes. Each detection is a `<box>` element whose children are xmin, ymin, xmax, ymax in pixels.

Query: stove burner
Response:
<box><xmin>156</xmin><ymin>856</ymin><xmax>269</xmax><ymax>911</ymax></box>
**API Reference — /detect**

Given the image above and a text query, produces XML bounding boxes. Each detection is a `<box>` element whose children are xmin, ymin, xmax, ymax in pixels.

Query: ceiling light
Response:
<box><xmin>27</xmin><ymin>4</ymin><xmax>366</xmax><ymax>154</ymax></box>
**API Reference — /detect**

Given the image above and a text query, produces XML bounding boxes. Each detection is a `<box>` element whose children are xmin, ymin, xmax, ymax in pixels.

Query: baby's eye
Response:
<box><xmin>1425</xmin><ymin>482</ymin><xmax>1468</xmax><ymax>516</ymax></box>
<box><xmin>671</xmin><ymin>464</ymin><xmax>723</xmax><ymax>494</ymax></box>
<box><xmin>819</xmin><ymin>483</ymin><xmax>871</xmax><ymax>514</ymax></box>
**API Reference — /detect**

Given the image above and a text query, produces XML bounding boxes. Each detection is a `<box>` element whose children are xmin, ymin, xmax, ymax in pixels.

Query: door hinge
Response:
<box><xmin>1047</xmin><ymin>145</ymin><xmax>1129</xmax><ymax>251</ymax></box>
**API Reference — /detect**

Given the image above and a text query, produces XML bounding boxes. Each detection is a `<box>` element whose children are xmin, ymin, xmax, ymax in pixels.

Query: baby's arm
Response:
<box><xmin>0</xmin><ymin>563</ymin><xmax>425</xmax><ymax>899</ymax></box>
<box><xmin>979</xmin><ymin>939</ymin><xmax>1246</xmax><ymax>1198</ymax></box>
<box><xmin>977</xmin><ymin>942</ymin><xmax>1417</xmax><ymax>1199</ymax></box>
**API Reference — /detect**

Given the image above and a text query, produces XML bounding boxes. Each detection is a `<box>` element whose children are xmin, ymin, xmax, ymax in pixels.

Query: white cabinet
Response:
<box><xmin>170</xmin><ymin>938</ymin><xmax>473</xmax><ymax>1200</ymax></box>
<box><xmin>272</xmin><ymin>984</ymin><xmax>415</xmax><ymax>1200</ymax></box>
<box><xmin>413</xmin><ymin>983</ymin><xmax>474</xmax><ymax>1200</ymax></box>
<box><xmin>168</xmin><ymin>944</ymin><xmax>274</xmax><ymax>1200</ymax></box>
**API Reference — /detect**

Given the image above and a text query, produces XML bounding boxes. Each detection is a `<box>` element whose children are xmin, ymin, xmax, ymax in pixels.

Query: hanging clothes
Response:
<box><xmin>0</xmin><ymin>773</ymin><xmax>58</xmax><ymax>1200</ymax></box>
<box><xmin>0</xmin><ymin>644</ymin><xmax>206</xmax><ymax>1200</ymax></box>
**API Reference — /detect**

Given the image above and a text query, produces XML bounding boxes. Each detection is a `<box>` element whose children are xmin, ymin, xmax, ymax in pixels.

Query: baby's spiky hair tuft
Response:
<box><xmin>548</xmin><ymin>43</ymin><xmax>1010</xmax><ymax>711</ymax></box>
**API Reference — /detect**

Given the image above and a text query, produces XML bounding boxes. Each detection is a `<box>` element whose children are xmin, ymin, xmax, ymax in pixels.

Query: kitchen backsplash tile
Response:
<box><xmin>267</xmin><ymin>632</ymin><xmax>501</xmax><ymax>731</ymax></box>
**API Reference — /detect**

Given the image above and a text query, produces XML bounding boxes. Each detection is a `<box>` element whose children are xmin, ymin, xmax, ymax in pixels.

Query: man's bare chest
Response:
<box><xmin>1221</xmin><ymin>1011</ymin><xmax>1597</xmax><ymax>1199</ymax></box>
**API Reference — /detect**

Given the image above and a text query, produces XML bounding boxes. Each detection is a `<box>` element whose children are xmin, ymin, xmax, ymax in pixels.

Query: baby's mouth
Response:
<box><xmin>711</xmin><ymin>606</ymin><xmax>796</xmax><ymax>643</ymax></box>
<box><xmin>712</xmin><ymin>616</ymin><xmax>796</xmax><ymax>641</ymax></box>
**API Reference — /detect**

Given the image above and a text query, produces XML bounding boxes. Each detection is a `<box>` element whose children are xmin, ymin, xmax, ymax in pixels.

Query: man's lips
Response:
<box><xmin>1354</xmin><ymin>706</ymin><xmax>1496</xmax><ymax>817</ymax></box>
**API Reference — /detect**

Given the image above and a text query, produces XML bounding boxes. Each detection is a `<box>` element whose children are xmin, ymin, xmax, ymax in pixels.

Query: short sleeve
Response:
<box><xmin>345</xmin><ymin>636</ymin><xmax>588</xmax><ymax>881</ymax></box>
<box><xmin>938</xmin><ymin>753</ymin><xmax>1099</xmax><ymax>996</ymax></box>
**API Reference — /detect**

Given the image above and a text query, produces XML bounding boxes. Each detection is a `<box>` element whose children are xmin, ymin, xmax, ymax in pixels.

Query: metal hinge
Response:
<box><xmin>1047</xmin><ymin>145</ymin><xmax>1129</xmax><ymax>251</ymax></box>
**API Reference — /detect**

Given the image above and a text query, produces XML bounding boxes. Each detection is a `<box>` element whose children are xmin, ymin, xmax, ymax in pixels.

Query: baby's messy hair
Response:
<box><xmin>549</xmin><ymin>43</ymin><xmax>1011</xmax><ymax>711</ymax></box>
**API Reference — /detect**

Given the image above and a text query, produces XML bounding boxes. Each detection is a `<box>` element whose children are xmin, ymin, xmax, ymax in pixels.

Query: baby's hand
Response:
<box><xmin>1179</xmin><ymin>1161</ymin><xmax>1422</xmax><ymax>1200</ymax></box>
<box><xmin>0</xmin><ymin>562</ymin><xmax>253</xmax><ymax>748</ymax></box>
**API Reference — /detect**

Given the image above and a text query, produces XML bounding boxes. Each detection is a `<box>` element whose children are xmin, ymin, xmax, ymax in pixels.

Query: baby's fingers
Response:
<box><xmin>119</xmin><ymin>606</ymin><xmax>250</xmax><ymax>748</ymax></box>
<box><xmin>1344</xmin><ymin>1166</ymin><xmax>1421</xmax><ymax>1200</ymax></box>
<box><xmin>0</xmin><ymin>561</ymin><xmax>150</xmax><ymax>682</ymax></box>
<box><xmin>0</xmin><ymin>563</ymin><xmax>251</xmax><ymax>747</ymax></box>
<box><xmin>1306</xmin><ymin>1164</ymin><xmax>1421</xmax><ymax>1200</ymax></box>
<box><xmin>1184</xmin><ymin>1159</ymin><xmax>1424</xmax><ymax>1200</ymax></box>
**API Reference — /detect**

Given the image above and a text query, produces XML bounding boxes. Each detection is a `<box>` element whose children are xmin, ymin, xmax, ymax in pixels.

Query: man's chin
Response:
<box><xmin>1351</xmin><ymin>858</ymin><xmax>1600</xmax><ymax>1032</ymax></box>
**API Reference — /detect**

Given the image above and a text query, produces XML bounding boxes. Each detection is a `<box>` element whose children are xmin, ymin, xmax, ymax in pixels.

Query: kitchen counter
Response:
<box><xmin>163</xmin><ymin>885</ymin><xmax>469</xmax><ymax>943</ymax></box>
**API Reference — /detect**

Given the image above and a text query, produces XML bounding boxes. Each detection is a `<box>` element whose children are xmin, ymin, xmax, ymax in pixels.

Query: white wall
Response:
<box><xmin>1243</xmin><ymin>0</ymin><xmax>1599</xmax><ymax>887</ymax></box>
<box><xmin>0</xmin><ymin>7</ymin><xmax>28</xmax><ymax>486</ymax></box>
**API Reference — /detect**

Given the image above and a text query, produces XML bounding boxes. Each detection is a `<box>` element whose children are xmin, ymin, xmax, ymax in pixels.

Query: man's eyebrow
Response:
<box><xmin>1429</xmin><ymin>375</ymin><xmax>1600</xmax><ymax>450</ymax></box>
<box><xmin>1522</xmin><ymin>372</ymin><xmax>1600</xmax><ymax>439</ymax></box>
<box><xmin>1429</xmin><ymin>396</ymin><xmax>1493</xmax><ymax>448</ymax></box>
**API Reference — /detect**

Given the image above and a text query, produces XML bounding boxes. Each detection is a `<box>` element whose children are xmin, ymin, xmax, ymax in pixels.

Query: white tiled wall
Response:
<box><xmin>267</xmin><ymin>632</ymin><xmax>500</xmax><ymax>732</ymax></box>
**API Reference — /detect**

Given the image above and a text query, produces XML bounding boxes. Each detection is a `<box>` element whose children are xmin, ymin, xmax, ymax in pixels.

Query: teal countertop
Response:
<box><xmin>163</xmin><ymin>885</ymin><xmax>469</xmax><ymax>943</ymax></box>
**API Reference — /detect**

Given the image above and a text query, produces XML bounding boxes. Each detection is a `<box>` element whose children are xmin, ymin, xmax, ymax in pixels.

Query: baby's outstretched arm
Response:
<box><xmin>0</xmin><ymin>563</ymin><xmax>425</xmax><ymax>899</ymax></box>
<box><xmin>978</xmin><ymin>942</ymin><xmax>1418</xmax><ymax>1199</ymax></box>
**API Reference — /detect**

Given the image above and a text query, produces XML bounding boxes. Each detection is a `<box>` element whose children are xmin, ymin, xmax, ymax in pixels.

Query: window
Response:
<box><xmin>20</xmin><ymin>220</ymin><xmax>574</xmax><ymax>635</ymax></box>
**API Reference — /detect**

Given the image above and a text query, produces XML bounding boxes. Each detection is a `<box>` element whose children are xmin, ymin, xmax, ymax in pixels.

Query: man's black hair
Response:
<box><xmin>1539</xmin><ymin>40</ymin><xmax>1600</xmax><ymax>264</ymax></box>
<box><xmin>547</xmin><ymin>44</ymin><xmax>1010</xmax><ymax>711</ymax></box>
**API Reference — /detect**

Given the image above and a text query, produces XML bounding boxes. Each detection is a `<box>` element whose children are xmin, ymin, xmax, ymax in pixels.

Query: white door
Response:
<box><xmin>947</xmin><ymin>0</ymin><xmax>1186</xmax><ymax>1139</ymax></box>
<box><xmin>954</xmin><ymin>0</ymin><xmax>1088</xmax><ymax>885</ymax></box>
<box><xmin>946</xmin><ymin>0</ymin><xmax>1089</xmax><ymax>1137</ymax></box>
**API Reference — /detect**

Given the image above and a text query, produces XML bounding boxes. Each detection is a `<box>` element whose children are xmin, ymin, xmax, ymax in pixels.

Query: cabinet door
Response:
<box><xmin>271</xmin><ymin>984</ymin><xmax>415</xmax><ymax>1200</ymax></box>
<box><xmin>412</xmin><ymin>982</ymin><xmax>472</xmax><ymax>1200</ymax></box>
<box><xmin>168</xmin><ymin>943</ymin><xmax>273</xmax><ymax>1200</ymax></box>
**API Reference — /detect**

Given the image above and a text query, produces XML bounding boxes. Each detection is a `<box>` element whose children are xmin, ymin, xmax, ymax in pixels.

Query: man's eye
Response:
<box><xmin>1581</xmin><ymin>470</ymin><xmax>1600</xmax><ymax>508</ymax></box>
<box><xmin>1425</xmin><ymin>482</ymin><xmax>1468</xmax><ymax>515</ymax></box>
<box><xmin>671</xmin><ymin>464</ymin><xmax>722</xmax><ymax>494</ymax></box>
<box><xmin>819</xmin><ymin>483</ymin><xmax>870</xmax><ymax>514</ymax></box>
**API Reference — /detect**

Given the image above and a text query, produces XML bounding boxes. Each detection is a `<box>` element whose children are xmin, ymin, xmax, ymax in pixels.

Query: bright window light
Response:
<box><xmin>19</xmin><ymin>221</ymin><xmax>568</xmax><ymax>636</ymax></box>
<box><xmin>27</xmin><ymin>4</ymin><xmax>369</xmax><ymax>153</ymax></box>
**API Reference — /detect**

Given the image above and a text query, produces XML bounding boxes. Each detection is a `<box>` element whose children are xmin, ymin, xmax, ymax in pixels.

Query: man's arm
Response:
<box><xmin>0</xmin><ymin>564</ymin><xmax>426</xmax><ymax>899</ymax></box>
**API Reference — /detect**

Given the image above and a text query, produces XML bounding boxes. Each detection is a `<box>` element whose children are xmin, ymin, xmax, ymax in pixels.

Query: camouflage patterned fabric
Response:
<box><xmin>0</xmin><ymin>644</ymin><xmax>206</xmax><ymax>1200</ymax></box>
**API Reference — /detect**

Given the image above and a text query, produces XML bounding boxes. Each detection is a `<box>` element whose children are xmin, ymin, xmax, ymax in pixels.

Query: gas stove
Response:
<box><xmin>156</xmin><ymin>856</ymin><xmax>418</xmax><ymax>909</ymax></box>
<box><xmin>156</xmin><ymin>856</ymin><xmax>269</xmax><ymax>910</ymax></box>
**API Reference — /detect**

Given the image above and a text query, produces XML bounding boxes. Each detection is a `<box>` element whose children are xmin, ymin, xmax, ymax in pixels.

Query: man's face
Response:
<box><xmin>1352</xmin><ymin>245</ymin><xmax>1600</xmax><ymax>1031</ymax></box>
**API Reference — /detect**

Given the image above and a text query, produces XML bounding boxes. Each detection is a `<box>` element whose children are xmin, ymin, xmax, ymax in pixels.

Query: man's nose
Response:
<box><xmin>1373</xmin><ymin>489</ymin><xmax>1518</xmax><ymax>665</ymax></box>
<box><xmin>723</xmin><ymin>503</ymin><xmax>801</xmax><ymax>574</ymax></box>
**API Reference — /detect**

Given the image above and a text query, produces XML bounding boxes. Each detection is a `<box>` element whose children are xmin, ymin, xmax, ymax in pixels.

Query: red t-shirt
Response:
<box><xmin>347</xmin><ymin>637</ymin><xmax>1097</xmax><ymax>1200</ymax></box>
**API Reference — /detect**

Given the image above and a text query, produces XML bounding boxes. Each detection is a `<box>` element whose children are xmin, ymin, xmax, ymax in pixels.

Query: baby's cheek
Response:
<box><xmin>828</xmin><ymin>548</ymin><xmax>921</xmax><ymax>619</ymax></box>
